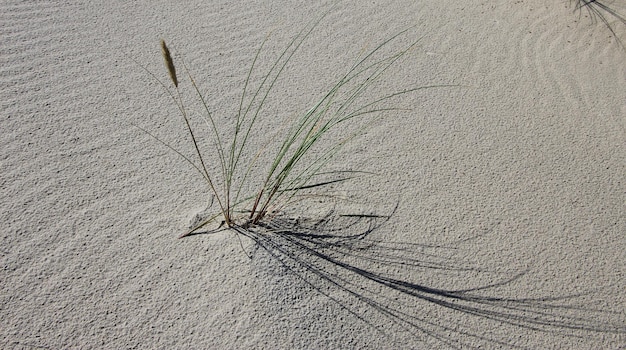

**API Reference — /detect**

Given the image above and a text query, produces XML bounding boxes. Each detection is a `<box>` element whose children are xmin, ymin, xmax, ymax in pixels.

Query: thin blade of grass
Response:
<box><xmin>249</xmin><ymin>31</ymin><xmax>427</xmax><ymax>221</ymax></box>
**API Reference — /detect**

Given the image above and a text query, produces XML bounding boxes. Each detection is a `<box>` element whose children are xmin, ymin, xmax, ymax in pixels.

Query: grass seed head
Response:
<box><xmin>161</xmin><ymin>39</ymin><xmax>178</xmax><ymax>87</ymax></box>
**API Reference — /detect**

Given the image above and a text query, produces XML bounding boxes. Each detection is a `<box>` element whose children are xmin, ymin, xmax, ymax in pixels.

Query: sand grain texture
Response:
<box><xmin>2</xmin><ymin>0</ymin><xmax>625</xmax><ymax>349</ymax></box>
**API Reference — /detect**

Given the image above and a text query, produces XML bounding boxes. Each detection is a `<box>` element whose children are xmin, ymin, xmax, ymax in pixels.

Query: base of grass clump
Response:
<box><xmin>140</xmin><ymin>9</ymin><xmax>450</xmax><ymax>239</ymax></box>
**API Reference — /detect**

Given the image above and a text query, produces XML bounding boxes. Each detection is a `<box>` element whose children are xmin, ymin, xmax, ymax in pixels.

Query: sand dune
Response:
<box><xmin>2</xmin><ymin>0</ymin><xmax>625</xmax><ymax>348</ymax></box>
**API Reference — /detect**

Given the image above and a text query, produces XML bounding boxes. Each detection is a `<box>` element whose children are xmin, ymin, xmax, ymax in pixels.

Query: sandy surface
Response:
<box><xmin>2</xmin><ymin>0</ymin><xmax>626</xmax><ymax>349</ymax></box>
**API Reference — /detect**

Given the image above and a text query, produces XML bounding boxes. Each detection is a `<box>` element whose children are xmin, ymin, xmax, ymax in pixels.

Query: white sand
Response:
<box><xmin>2</xmin><ymin>0</ymin><xmax>625</xmax><ymax>348</ymax></box>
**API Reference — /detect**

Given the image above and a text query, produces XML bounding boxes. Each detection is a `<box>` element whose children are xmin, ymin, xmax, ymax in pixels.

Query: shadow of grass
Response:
<box><xmin>205</xmin><ymin>204</ymin><xmax>626</xmax><ymax>348</ymax></box>
<box><xmin>573</xmin><ymin>0</ymin><xmax>626</xmax><ymax>49</ymax></box>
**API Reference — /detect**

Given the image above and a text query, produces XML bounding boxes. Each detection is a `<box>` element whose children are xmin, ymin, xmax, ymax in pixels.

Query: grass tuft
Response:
<box><xmin>141</xmin><ymin>12</ymin><xmax>451</xmax><ymax>238</ymax></box>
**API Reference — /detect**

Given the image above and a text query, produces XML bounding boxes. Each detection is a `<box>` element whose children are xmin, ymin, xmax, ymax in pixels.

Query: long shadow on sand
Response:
<box><xmin>202</xmin><ymin>204</ymin><xmax>626</xmax><ymax>348</ymax></box>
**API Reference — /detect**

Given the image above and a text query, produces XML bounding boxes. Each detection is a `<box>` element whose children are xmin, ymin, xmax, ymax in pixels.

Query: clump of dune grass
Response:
<box><xmin>141</xmin><ymin>12</ymin><xmax>447</xmax><ymax>238</ymax></box>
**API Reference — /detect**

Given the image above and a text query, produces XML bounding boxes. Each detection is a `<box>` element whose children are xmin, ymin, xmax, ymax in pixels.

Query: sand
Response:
<box><xmin>2</xmin><ymin>0</ymin><xmax>625</xmax><ymax>348</ymax></box>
